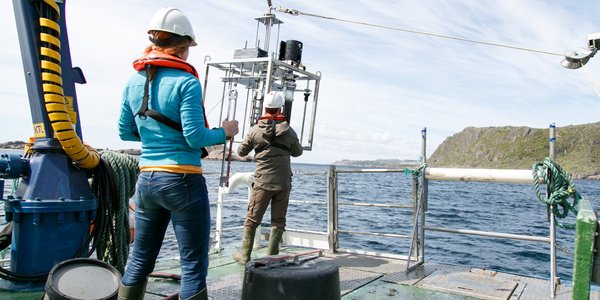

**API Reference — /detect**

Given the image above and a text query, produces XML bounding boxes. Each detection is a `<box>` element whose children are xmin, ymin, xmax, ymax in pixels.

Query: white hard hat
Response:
<box><xmin>148</xmin><ymin>7</ymin><xmax>197</xmax><ymax>46</ymax></box>
<box><xmin>264</xmin><ymin>91</ymin><xmax>284</xmax><ymax>108</ymax></box>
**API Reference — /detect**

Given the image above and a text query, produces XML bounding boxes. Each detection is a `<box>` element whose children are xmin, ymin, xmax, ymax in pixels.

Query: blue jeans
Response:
<box><xmin>121</xmin><ymin>171</ymin><xmax>211</xmax><ymax>299</ymax></box>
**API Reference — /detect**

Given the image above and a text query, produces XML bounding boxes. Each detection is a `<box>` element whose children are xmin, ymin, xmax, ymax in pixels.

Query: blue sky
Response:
<box><xmin>1</xmin><ymin>1</ymin><xmax>599</xmax><ymax>164</ymax></box>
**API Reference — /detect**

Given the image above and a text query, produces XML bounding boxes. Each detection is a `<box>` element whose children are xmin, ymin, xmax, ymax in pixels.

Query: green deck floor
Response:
<box><xmin>0</xmin><ymin>246</ymin><xmax>596</xmax><ymax>299</ymax></box>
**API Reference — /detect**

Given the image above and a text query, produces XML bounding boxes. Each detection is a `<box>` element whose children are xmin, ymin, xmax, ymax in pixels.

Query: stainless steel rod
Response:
<box><xmin>425</xmin><ymin>167</ymin><xmax>544</xmax><ymax>184</ymax></box>
<box><xmin>338</xmin><ymin>202</ymin><xmax>412</xmax><ymax>209</ymax></box>
<box><xmin>425</xmin><ymin>226</ymin><xmax>551</xmax><ymax>243</ymax></box>
<box><xmin>335</xmin><ymin>167</ymin><xmax>417</xmax><ymax>174</ymax></box>
<box><xmin>337</xmin><ymin>229</ymin><xmax>412</xmax><ymax>239</ymax></box>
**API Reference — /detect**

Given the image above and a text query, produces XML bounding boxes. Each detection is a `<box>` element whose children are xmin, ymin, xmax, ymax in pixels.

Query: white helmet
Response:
<box><xmin>148</xmin><ymin>7</ymin><xmax>197</xmax><ymax>46</ymax></box>
<box><xmin>264</xmin><ymin>91</ymin><xmax>284</xmax><ymax>108</ymax></box>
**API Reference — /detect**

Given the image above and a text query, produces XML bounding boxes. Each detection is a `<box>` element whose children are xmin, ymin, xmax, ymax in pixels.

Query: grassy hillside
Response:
<box><xmin>428</xmin><ymin>123</ymin><xmax>600</xmax><ymax>179</ymax></box>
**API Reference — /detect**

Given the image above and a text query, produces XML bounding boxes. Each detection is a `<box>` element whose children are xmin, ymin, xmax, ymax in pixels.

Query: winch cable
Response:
<box><xmin>275</xmin><ymin>7</ymin><xmax>563</xmax><ymax>57</ymax></box>
<box><xmin>532</xmin><ymin>157</ymin><xmax>581</xmax><ymax>229</ymax></box>
<box><xmin>39</xmin><ymin>0</ymin><xmax>100</xmax><ymax>169</ymax></box>
<box><xmin>0</xmin><ymin>261</ymin><xmax>46</xmax><ymax>282</ymax></box>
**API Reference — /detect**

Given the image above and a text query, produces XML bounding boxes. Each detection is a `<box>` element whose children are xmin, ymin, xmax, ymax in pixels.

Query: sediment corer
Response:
<box><xmin>299</xmin><ymin>88</ymin><xmax>312</xmax><ymax>142</ymax></box>
<box><xmin>220</xmin><ymin>89</ymin><xmax>239</xmax><ymax>187</ymax></box>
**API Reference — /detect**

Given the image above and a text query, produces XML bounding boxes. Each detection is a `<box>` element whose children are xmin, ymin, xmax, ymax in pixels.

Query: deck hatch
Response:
<box><xmin>419</xmin><ymin>269</ymin><xmax>518</xmax><ymax>300</ymax></box>
<box><xmin>338</xmin><ymin>267</ymin><xmax>383</xmax><ymax>295</ymax></box>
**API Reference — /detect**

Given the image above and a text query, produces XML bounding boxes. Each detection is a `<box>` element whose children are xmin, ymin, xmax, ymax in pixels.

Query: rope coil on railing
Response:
<box><xmin>532</xmin><ymin>157</ymin><xmax>581</xmax><ymax>229</ymax></box>
<box><xmin>403</xmin><ymin>163</ymin><xmax>427</xmax><ymax>178</ymax></box>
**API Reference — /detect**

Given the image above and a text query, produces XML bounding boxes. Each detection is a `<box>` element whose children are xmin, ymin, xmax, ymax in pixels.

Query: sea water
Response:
<box><xmin>2</xmin><ymin>157</ymin><xmax>599</xmax><ymax>283</ymax></box>
<box><xmin>200</xmin><ymin>159</ymin><xmax>600</xmax><ymax>283</ymax></box>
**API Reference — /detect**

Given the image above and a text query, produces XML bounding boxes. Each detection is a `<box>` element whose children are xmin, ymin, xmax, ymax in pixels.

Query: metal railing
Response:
<box><xmin>326</xmin><ymin>124</ymin><xmax>560</xmax><ymax>299</ymax></box>
<box><xmin>326</xmin><ymin>166</ymin><xmax>419</xmax><ymax>261</ymax></box>
<box><xmin>212</xmin><ymin>172</ymin><xmax>330</xmax><ymax>252</ymax></box>
<box><xmin>211</xmin><ymin>125</ymin><xmax>560</xmax><ymax>298</ymax></box>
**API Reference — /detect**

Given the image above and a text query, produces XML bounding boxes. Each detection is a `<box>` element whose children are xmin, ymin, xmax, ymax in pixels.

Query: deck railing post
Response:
<box><xmin>327</xmin><ymin>165</ymin><xmax>338</xmax><ymax>253</ymax></box>
<box><xmin>548</xmin><ymin>122</ymin><xmax>558</xmax><ymax>298</ymax></box>
<box><xmin>411</xmin><ymin>173</ymin><xmax>419</xmax><ymax>262</ymax></box>
<box><xmin>420</xmin><ymin>128</ymin><xmax>427</xmax><ymax>261</ymax></box>
<box><xmin>407</xmin><ymin>128</ymin><xmax>428</xmax><ymax>272</ymax></box>
<box><xmin>215</xmin><ymin>187</ymin><xmax>225</xmax><ymax>252</ymax></box>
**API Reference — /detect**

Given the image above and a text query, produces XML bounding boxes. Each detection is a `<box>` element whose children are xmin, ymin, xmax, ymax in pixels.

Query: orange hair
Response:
<box><xmin>146</xmin><ymin>30</ymin><xmax>191</xmax><ymax>57</ymax></box>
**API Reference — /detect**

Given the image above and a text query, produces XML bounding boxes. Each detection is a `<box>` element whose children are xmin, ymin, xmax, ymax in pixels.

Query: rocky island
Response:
<box><xmin>3</xmin><ymin>122</ymin><xmax>599</xmax><ymax>178</ymax></box>
<box><xmin>336</xmin><ymin>123</ymin><xmax>600</xmax><ymax>179</ymax></box>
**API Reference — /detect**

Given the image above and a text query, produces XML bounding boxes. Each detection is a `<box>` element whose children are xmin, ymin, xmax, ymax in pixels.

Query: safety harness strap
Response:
<box><xmin>137</xmin><ymin>65</ymin><xmax>184</xmax><ymax>131</ymax></box>
<box><xmin>136</xmin><ymin>65</ymin><xmax>208</xmax><ymax>158</ymax></box>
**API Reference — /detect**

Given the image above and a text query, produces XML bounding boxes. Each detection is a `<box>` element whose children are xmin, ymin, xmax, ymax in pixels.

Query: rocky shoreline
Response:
<box><xmin>2</xmin><ymin>139</ymin><xmax>599</xmax><ymax>179</ymax></box>
<box><xmin>0</xmin><ymin>141</ymin><xmax>252</xmax><ymax>162</ymax></box>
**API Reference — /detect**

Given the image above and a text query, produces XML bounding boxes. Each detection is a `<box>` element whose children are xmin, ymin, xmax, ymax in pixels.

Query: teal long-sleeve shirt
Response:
<box><xmin>118</xmin><ymin>68</ymin><xmax>225</xmax><ymax>167</ymax></box>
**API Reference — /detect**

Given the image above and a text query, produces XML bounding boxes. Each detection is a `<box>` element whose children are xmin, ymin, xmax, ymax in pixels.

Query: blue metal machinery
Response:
<box><xmin>0</xmin><ymin>0</ymin><xmax>97</xmax><ymax>291</ymax></box>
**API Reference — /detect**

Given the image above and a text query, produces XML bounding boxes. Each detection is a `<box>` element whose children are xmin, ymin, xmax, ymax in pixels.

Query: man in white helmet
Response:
<box><xmin>118</xmin><ymin>7</ymin><xmax>238</xmax><ymax>300</ymax></box>
<box><xmin>234</xmin><ymin>91</ymin><xmax>303</xmax><ymax>264</ymax></box>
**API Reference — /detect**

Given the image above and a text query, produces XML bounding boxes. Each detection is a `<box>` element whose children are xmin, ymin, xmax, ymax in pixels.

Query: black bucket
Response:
<box><xmin>278</xmin><ymin>40</ymin><xmax>303</xmax><ymax>64</ymax></box>
<box><xmin>242</xmin><ymin>257</ymin><xmax>340</xmax><ymax>300</ymax></box>
<box><xmin>44</xmin><ymin>258</ymin><xmax>121</xmax><ymax>300</ymax></box>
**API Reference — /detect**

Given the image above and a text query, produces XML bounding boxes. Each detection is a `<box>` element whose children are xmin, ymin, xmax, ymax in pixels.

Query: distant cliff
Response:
<box><xmin>429</xmin><ymin>123</ymin><xmax>600</xmax><ymax>179</ymax></box>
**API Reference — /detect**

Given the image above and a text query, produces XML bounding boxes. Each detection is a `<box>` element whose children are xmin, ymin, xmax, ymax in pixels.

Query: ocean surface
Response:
<box><xmin>2</xmin><ymin>155</ymin><xmax>600</xmax><ymax>284</ymax></box>
<box><xmin>201</xmin><ymin>159</ymin><xmax>600</xmax><ymax>283</ymax></box>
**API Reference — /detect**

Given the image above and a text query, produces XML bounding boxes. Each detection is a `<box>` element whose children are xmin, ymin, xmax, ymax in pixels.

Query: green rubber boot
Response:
<box><xmin>267</xmin><ymin>227</ymin><xmax>285</xmax><ymax>255</ymax></box>
<box><xmin>118</xmin><ymin>281</ymin><xmax>147</xmax><ymax>300</ymax></box>
<box><xmin>180</xmin><ymin>287</ymin><xmax>208</xmax><ymax>300</ymax></box>
<box><xmin>233</xmin><ymin>227</ymin><xmax>256</xmax><ymax>264</ymax></box>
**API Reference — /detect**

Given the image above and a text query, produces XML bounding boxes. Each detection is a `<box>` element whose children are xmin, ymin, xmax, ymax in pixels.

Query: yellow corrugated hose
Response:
<box><xmin>39</xmin><ymin>0</ymin><xmax>100</xmax><ymax>169</ymax></box>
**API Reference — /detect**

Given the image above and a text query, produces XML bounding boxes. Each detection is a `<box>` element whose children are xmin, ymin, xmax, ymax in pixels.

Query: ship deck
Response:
<box><xmin>1</xmin><ymin>244</ymin><xmax>598</xmax><ymax>299</ymax></box>
<box><xmin>146</xmin><ymin>246</ymin><xmax>597</xmax><ymax>300</ymax></box>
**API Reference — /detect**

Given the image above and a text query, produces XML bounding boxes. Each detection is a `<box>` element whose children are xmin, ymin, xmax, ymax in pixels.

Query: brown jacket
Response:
<box><xmin>237</xmin><ymin>118</ymin><xmax>303</xmax><ymax>190</ymax></box>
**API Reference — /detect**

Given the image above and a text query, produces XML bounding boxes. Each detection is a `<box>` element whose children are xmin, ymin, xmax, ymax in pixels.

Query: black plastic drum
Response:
<box><xmin>241</xmin><ymin>257</ymin><xmax>340</xmax><ymax>300</ymax></box>
<box><xmin>44</xmin><ymin>258</ymin><xmax>121</xmax><ymax>300</ymax></box>
<box><xmin>279</xmin><ymin>40</ymin><xmax>303</xmax><ymax>64</ymax></box>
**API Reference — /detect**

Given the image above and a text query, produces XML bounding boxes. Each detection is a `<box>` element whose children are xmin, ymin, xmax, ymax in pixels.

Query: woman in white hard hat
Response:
<box><xmin>118</xmin><ymin>7</ymin><xmax>238</xmax><ymax>300</ymax></box>
<box><xmin>234</xmin><ymin>91</ymin><xmax>303</xmax><ymax>264</ymax></box>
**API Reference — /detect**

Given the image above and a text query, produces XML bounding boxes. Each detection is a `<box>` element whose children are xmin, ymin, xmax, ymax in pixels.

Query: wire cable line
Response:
<box><xmin>276</xmin><ymin>6</ymin><xmax>600</xmax><ymax>99</ymax></box>
<box><xmin>277</xmin><ymin>7</ymin><xmax>564</xmax><ymax>57</ymax></box>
